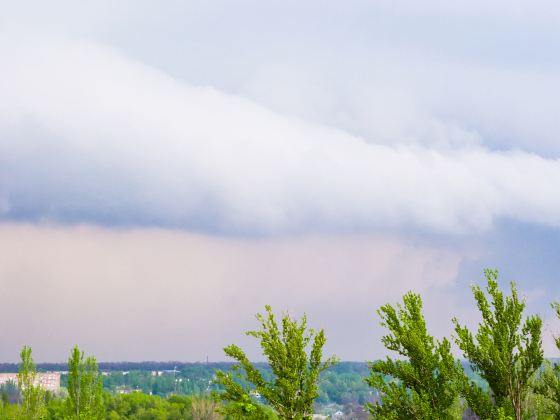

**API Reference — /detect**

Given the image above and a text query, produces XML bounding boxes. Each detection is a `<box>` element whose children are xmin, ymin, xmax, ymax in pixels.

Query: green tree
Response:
<box><xmin>0</xmin><ymin>398</ymin><xmax>20</xmax><ymax>420</ymax></box>
<box><xmin>66</xmin><ymin>346</ymin><xmax>104</xmax><ymax>419</ymax></box>
<box><xmin>214</xmin><ymin>305</ymin><xmax>337</xmax><ymax>419</ymax></box>
<box><xmin>104</xmin><ymin>392</ymin><xmax>191</xmax><ymax>419</ymax></box>
<box><xmin>366</xmin><ymin>292</ymin><xmax>464</xmax><ymax>419</ymax></box>
<box><xmin>533</xmin><ymin>302</ymin><xmax>560</xmax><ymax>419</ymax></box>
<box><xmin>453</xmin><ymin>269</ymin><xmax>543</xmax><ymax>420</ymax></box>
<box><xmin>17</xmin><ymin>346</ymin><xmax>46</xmax><ymax>420</ymax></box>
<box><xmin>1</xmin><ymin>387</ymin><xmax>8</xmax><ymax>406</ymax></box>
<box><xmin>190</xmin><ymin>396</ymin><xmax>223</xmax><ymax>419</ymax></box>
<box><xmin>45</xmin><ymin>397</ymin><xmax>67</xmax><ymax>420</ymax></box>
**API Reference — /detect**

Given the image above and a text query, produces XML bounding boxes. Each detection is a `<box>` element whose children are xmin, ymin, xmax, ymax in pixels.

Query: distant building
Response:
<box><xmin>0</xmin><ymin>373</ymin><xmax>61</xmax><ymax>393</ymax></box>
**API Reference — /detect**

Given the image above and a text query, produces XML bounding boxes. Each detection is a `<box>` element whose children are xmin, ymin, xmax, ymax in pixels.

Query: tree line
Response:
<box><xmin>1</xmin><ymin>269</ymin><xmax>559</xmax><ymax>419</ymax></box>
<box><xmin>214</xmin><ymin>269</ymin><xmax>559</xmax><ymax>419</ymax></box>
<box><xmin>1</xmin><ymin>346</ymin><xmax>103</xmax><ymax>419</ymax></box>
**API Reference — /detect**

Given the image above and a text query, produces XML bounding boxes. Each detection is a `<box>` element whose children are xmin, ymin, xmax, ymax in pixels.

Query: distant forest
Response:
<box><xmin>0</xmin><ymin>362</ymin><xmax>373</xmax><ymax>406</ymax></box>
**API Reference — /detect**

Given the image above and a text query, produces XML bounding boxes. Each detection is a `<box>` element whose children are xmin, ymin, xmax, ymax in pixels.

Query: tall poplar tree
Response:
<box><xmin>367</xmin><ymin>292</ymin><xmax>464</xmax><ymax>419</ymax></box>
<box><xmin>66</xmin><ymin>346</ymin><xmax>104</xmax><ymax>419</ymax></box>
<box><xmin>215</xmin><ymin>305</ymin><xmax>337</xmax><ymax>419</ymax></box>
<box><xmin>17</xmin><ymin>346</ymin><xmax>46</xmax><ymax>420</ymax></box>
<box><xmin>453</xmin><ymin>269</ymin><xmax>543</xmax><ymax>420</ymax></box>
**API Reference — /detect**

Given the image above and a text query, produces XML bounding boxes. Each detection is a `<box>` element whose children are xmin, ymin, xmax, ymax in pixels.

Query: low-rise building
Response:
<box><xmin>0</xmin><ymin>372</ymin><xmax>61</xmax><ymax>393</ymax></box>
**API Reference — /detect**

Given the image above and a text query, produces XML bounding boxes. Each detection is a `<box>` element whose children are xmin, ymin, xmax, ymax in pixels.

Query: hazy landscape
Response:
<box><xmin>2</xmin><ymin>0</ymin><xmax>560</xmax><ymax>419</ymax></box>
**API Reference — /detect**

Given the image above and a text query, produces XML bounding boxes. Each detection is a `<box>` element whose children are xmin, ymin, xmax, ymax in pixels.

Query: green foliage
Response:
<box><xmin>532</xmin><ymin>302</ymin><xmax>560</xmax><ymax>419</ymax></box>
<box><xmin>103</xmin><ymin>392</ymin><xmax>194</xmax><ymax>419</ymax></box>
<box><xmin>533</xmin><ymin>362</ymin><xmax>560</xmax><ymax>419</ymax></box>
<box><xmin>3</xmin><ymin>361</ymin><xmax>375</xmax><ymax>407</ymax></box>
<box><xmin>66</xmin><ymin>346</ymin><xmax>104</xmax><ymax>419</ymax></box>
<box><xmin>214</xmin><ymin>305</ymin><xmax>337</xmax><ymax>419</ymax></box>
<box><xmin>18</xmin><ymin>346</ymin><xmax>46</xmax><ymax>420</ymax></box>
<box><xmin>525</xmin><ymin>382</ymin><xmax>558</xmax><ymax>420</ymax></box>
<box><xmin>366</xmin><ymin>292</ymin><xmax>464</xmax><ymax>419</ymax></box>
<box><xmin>99</xmin><ymin>366</ymin><xmax>222</xmax><ymax>396</ymax></box>
<box><xmin>75</xmin><ymin>362</ymin><xmax>376</xmax><ymax>407</ymax></box>
<box><xmin>214</xmin><ymin>392</ymin><xmax>274</xmax><ymax>419</ymax></box>
<box><xmin>316</xmin><ymin>366</ymin><xmax>372</xmax><ymax>405</ymax></box>
<box><xmin>101</xmin><ymin>371</ymin><xmax>175</xmax><ymax>396</ymax></box>
<box><xmin>453</xmin><ymin>269</ymin><xmax>543</xmax><ymax>420</ymax></box>
<box><xmin>190</xmin><ymin>395</ymin><xmax>224</xmax><ymax>419</ymax></box>
<box><xmin>0</xmin><ymin>400</ymin><xmax>21</xmax><ymax>420</ymax></box>
<box><xmin>45</xmin><ymin>397</ymin><xmax>67</xmax><ymax>419</ymax></box>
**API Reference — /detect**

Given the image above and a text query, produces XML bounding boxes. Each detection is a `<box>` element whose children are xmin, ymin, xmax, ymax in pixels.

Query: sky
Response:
<box><xmin>0</xmin><ymin>0</ymin><xmax>559</xmax><ymax>362</ymax></box>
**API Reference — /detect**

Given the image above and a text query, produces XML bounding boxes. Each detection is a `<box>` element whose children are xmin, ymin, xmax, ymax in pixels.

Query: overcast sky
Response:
<box><xmin>1</xmin><ymin>0</ymin><xmax>559</xmax><ymax>362</ymax></box>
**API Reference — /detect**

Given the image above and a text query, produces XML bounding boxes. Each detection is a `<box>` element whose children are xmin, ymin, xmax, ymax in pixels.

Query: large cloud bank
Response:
<box><xmin>1</xmin><ymin>1</ymin><xmax>560</xmax><ymax>362</ymax></box>
<box><xmin>1</xmin><ymin>40</ymin><xmax>560</xmax><ymax>234</ymax></box>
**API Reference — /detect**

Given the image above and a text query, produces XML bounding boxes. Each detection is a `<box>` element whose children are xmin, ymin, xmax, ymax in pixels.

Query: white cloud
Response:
<box><xmin>4</xmin><ymin>1</ymin><xmax>560</xmax><ymax>159</ymax></box>
<box><xmin>242</xmin><ymin>51</ymin><xmax>560</xmax><ymax>156</ymax></box>
<box><xmin>0</xmin><ymin>1</ymin><xmax>558</xmax><ymax>363</ymax></box>
<box><xmin>1</xmin><ymin>40</ymin><xmax>560</xmax><ymax>234</ymax></box>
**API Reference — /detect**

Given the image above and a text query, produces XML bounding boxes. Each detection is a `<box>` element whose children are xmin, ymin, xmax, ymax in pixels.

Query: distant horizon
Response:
<box><xmin>2</xmin><ymin>358</ymin><xmax>560</xmax><ymax>368</ymax></box>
